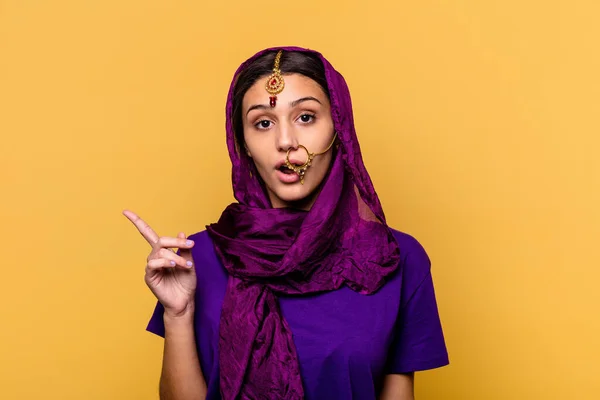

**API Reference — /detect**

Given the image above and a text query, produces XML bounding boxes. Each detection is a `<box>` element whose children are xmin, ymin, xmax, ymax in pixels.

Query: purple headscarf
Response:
<box><xmin>206</xmin><ymin>46</ymin><xmax>400</xmax><ymax>399</ymax></box>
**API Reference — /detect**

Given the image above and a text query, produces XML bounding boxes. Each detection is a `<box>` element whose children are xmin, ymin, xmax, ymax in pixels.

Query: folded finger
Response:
<box><xmin>147</xmin><ymin>258</ymin><xmax>179</xmax><ymax>270</ymax></box>
<box><xmin>177</xmin><ymin>232</ymin><xmax>193</xmax><ymax>263</ymax></box>
<box><xmin>156</xmin><ymin>236</ymin><xmax>195</xmax><ymax>250</ymax></box>
<box><xmin>157</xmin><ymin>248</ymin><xmax>193</xmax><ymax>268</ymax></box>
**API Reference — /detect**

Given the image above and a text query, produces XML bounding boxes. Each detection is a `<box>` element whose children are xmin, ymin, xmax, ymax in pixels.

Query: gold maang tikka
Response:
<box><xmin>265</xmin><ymin>50</ymin><xmax>285</xmax><ymax>107</ymax></box>
<box><xmin>267</xmin><ymin>50</ymin><xmax>337</xmax><ymax>184</ymax></box>
<box><xmin>285</xmin><ymin>133</ymin><xmax>338</xmax><ymax>185</ymax></box>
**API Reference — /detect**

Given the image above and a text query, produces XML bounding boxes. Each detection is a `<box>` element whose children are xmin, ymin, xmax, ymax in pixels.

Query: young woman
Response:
<box><xmin>124</xmin><ymin>46</ymin><xmax>449</xmax><ymax>400</ymax></box>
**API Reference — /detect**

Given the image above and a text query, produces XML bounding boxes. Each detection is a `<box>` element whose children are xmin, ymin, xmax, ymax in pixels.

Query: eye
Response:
<box><xmin>298</xmin><ymin>113</ymin><xmax>316</xmax><ymax>124</ymax></box>
<box><xmin>255</xmin><ymin>119</ymin><xmax>272</xmax><ymax>130</ymax></box>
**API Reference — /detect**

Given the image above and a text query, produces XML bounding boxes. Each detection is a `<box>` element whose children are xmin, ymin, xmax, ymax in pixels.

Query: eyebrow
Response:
<box><xmin>246</xmin><ymin>96</ymin><xmax>322</xmax><ymax>116</ymax></box>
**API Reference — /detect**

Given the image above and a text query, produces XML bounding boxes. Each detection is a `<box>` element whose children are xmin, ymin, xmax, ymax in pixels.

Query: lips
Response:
<box><xmin>275</xmin><ymin>158</ymin><xmax>305</xmax><ymax>170</ymax></box>
<box><xmin>275</xmin><ymin>158</ymin><xmax>304</xmax><ymax>183</ymax></box>
<box><xmin>276</xmin><ymin>169</ymin><xmax>300</xmax><ymax>183</ymax></box>
<box><xmin>278</xmin><ymin>165</ymin><xmax>294</xmax><ymax>174</ymax></box>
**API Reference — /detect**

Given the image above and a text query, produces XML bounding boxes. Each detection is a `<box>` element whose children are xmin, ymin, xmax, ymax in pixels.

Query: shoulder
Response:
<box><xmin>185</xmin><ymin>229</ymin><xmax>229</xmax><ymax>282</ymax></box>
<box><xmin>186</xmin><ymin>230</ymin><xmax>220</xmax><ymax>266</ymax></box>
<box><xmin>388</xmin><ymin>228</ymin><xmax>431</xmax><ymax>271</ymax></box>
<box><xmin>187</xmin><ymin>229</ymin><xmax>213</xmax><ymax>247</ymax></box>
<box><xmin>388</xmin><ymin>228</ymin><xmax>433</xmax><ymax>302</ymax></box>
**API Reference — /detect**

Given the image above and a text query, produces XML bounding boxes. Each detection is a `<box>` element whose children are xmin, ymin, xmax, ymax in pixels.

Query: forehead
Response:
<box><xmin>242</xmin><ymin>73</ymin><xmax>329</xmax><ymax>109</ymax></box>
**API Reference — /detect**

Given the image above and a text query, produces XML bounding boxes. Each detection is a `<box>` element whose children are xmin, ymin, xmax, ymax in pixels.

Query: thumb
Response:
<box><xmin>177</xmin><ymin>232</ymin><xmax>193</xmax><ymax>264</ymax></box>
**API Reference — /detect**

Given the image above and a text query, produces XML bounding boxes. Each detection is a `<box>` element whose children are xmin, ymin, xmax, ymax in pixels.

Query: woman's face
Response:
<box><xmin>242</xmin><ymin>73</ymin><xmax>335</xmax><ymax>209</ymax></box>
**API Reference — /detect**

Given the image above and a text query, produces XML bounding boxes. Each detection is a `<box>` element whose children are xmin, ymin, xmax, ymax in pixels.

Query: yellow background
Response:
<box><xmin>1</xmin><ymin>0</ymin><xmax>598</xmax><ymax>399</ymax></box>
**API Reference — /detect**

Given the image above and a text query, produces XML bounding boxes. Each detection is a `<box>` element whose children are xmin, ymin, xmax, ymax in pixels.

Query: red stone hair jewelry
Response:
<box><xmin>265</xmin><ymin>50</ymin><xmax>285</xmax><ymax>107</ymax></box>
<box><xmin>285</xmin><ymin>132</ymin><xmax>338</xmax><ymax>185</ymax></box>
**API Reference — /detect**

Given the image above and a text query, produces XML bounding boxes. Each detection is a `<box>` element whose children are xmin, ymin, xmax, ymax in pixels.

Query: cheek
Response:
<box><xmin>316</xmin><ymin>153</ymin><xmax>333</xmax><ymax>175</ymax></box>
<box><xmin>245</xmin><ymin>139</ymin><xmax>273</xmax><ymax>173</ymax></box>
<box><xmin>244</xmin><ymin>131</ymin><xmax>267</xmax><ymax>159</ymax></box>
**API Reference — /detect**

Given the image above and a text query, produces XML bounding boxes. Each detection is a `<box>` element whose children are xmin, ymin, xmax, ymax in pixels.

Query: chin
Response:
<box><xmin>268</xmin><ymin>182</ymin><xmax>319</xmax><ymax>208</ymax></box>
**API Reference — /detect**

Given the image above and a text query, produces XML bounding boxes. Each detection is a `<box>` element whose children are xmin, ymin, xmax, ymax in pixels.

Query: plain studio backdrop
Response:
<box><xmin>1</xmin><ymin>1</ymin><xmax>598</xmax><ymax>399</ymax></box>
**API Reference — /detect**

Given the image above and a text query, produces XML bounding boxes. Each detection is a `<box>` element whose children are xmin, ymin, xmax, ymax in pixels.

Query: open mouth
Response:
<box><xmin>278</xmin><ymin>164</ymin><xmax>296</xmax><ymax>174</ymax></box>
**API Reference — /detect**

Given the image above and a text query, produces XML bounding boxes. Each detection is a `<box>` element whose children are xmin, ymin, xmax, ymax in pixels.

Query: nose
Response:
<box><xmin>275</xmin><ymin>121</ymin><xmax>299</xmax><ymax>152</ymax></box>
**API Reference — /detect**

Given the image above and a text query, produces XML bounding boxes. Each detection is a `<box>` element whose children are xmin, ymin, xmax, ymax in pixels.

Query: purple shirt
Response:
<box><xmin>147</xmin><ymin>228</ymin><xmax>449</xmax><ymax>399</ymax></box>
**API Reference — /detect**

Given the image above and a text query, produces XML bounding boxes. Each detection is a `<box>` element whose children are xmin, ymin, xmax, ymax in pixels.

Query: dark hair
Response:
<box><xmin>231</xmin><ymin>51</ymin><xmax>330</xmax><ymax>147</ymax></box>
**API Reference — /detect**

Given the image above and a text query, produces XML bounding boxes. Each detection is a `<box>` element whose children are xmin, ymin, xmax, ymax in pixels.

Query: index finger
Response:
<box><xmin>122</xmin><ymin>209</ymin><xmax>159</xmax><ymax>246</ymax></box>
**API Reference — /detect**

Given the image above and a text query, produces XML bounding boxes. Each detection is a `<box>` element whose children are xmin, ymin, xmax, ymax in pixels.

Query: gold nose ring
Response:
<box><xmin>284</xmin><ymin>132</ymin><xmax>338</xmax><ymax>185</ymax></box>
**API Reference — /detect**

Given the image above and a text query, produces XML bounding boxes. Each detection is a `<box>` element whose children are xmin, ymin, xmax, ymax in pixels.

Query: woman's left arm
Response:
<box><xmin>379</xmin><ymin>373</ymin><xmax>415</xmax><ymax>400</ymax></box>
<box><xmin>381</xmin><ymin>236</ymin><xmax>449</xmax><ymax>399</ymax></box>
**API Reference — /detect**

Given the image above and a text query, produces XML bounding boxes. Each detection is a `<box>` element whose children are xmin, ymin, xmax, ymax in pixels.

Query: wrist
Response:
<box><xmin>163</xmin><ymin>301</ymin><xmax>195</xmax><ymax>322</ymax></box>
